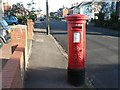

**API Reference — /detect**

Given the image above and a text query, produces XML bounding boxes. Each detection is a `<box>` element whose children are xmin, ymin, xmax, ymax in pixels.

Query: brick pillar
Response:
<box><xmin>11</xmin><ymin>25</ymin><xmax>28</xmax><ymax>70</ymax></box>
<box><xmin>27</xmin><ymin>19</ymin><xmax>34</xmax><ymax>40</ymax></box>
<box><xmin>22</xmin><ymin>26</ymin><xmax>28</xmax><ymax>70</ymax></box>
<box><xmin>11</xmin><ymin>27</ymin><xmax>22</xmax><ymax>53</ymax></box>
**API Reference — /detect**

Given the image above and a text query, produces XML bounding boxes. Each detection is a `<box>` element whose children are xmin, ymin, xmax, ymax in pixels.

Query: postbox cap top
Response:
<box><xmin>65</xmin><ymin>14</ymin><xmax>88</xmax><ymax>21</ymax></box>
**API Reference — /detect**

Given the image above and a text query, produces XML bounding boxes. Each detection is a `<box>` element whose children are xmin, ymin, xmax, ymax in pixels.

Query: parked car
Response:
<box><xmin>4</xmin><ymin>16</ymin><xmax>18</xmax><ymax>25</ymax></box>
<box><xmin>40</xmin><ymin>17</ymin><xmax>45</xmax><ymax>21</ymax></box>
<box><xmin>0</xmin><ymin>18</ymin><xmax>11</xmax><ymax>48</ymax></box>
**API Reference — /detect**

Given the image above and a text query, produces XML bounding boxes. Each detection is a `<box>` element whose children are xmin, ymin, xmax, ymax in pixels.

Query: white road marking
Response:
<box><xmin>102</xmin><ymin>35</ymin><xmax>118</xmax><ymax>39</ymax></box>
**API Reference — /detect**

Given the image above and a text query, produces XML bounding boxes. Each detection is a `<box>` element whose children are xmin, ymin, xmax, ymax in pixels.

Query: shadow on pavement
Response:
<box><xmin>25</xmin><ymin>67</ymin><xmax>90</xmax><ymax>88</ymax></box>
<box><xmin>25</xmin><ymin>67</ymin><xmax>67</xmax><ymax>88</ymax></box>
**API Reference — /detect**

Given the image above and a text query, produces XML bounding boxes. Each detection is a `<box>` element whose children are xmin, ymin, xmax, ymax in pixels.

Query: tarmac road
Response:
<box><xmin>34</xmin><ymin>20</ymin><xmax>119</xmax><ymax>88</ymax></box>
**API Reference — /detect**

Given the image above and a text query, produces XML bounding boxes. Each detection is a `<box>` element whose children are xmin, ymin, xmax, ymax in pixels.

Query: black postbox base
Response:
<box><xmin>67</xmin><ymin>68</ymin><xmax>85</xmax><ymax>86</ymax></box>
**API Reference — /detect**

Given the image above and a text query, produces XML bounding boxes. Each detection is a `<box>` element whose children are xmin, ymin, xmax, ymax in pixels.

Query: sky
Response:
<box><xmin>9</xmin><ymin>0</ymin><xmax>92</xmax><ymax>13</ymax></box>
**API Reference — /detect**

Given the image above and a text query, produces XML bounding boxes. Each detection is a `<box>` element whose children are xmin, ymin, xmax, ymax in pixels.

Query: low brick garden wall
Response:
<box><xmin>2</xmin><ymin>46</ymin><xmax>24</xmax><ymax>88</ymax></box>
<box><xmin>2</xmin><ymin>19</ymin><xmax>34</xmax><ymax>89</ymax></box>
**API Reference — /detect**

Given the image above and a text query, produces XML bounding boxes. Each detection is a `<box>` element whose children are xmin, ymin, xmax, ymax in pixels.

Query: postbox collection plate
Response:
<box><xmin>73</xmin><ymin>32</ymin><xmax>80</xmax><ymax>43</ymax></box>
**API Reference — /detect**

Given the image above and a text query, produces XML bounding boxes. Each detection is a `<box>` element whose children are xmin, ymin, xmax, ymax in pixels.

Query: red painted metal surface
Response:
<box><xmin>65</xmin><ymin>14</ymin><xmax>88</xmax><ymax>69</ymax></box>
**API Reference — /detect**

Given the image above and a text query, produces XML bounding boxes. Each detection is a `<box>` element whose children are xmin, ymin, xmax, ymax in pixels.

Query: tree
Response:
<box><xmin>5</xmin><ymin>2</ymin><xmax>29</xmax><ymax>17</ymax></box>
<box><xmin>116</xmin><ymin>1</ymin><xmax>120</xmax><ymax>19</ymax></box>
<box><xmin>111</xmin><ymin>2</ymin><xmax>116</xmax><ymax>12</ymax></box>
<box><xmin>50</xmin><ymin>12</ymin><xmax>55</xmax><ymax>16</ymax></box>
<box><xmin>27</xmin><ymin>0</ymin><xmax>37</xmax><ymax>22</ymax></box>
<box><xmin>27</xmin><ymin>0</ymin><xmax>36</xmax><ymax>12</ymax></box>
<box><xmin>5</xmin><ymin>2</ymin><xmax>30</xmax><ymax>24</ymax></box>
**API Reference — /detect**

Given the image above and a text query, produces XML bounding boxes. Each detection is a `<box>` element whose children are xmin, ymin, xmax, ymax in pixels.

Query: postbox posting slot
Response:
<box><xmin>72</xmin><ymin>26</ymin><xmax>82</xmax><ymax>30</ymax></box>
<box><xmin>72</xmin><ymin>24</ymin><xmax>83</xmax><ymax>30</ymax></box>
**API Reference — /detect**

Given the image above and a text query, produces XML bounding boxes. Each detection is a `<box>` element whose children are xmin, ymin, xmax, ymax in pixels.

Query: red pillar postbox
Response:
<box><xmin>65</xmin><ymin>14</ymin><xmax>88</xmax><ymax>86</ymax></box>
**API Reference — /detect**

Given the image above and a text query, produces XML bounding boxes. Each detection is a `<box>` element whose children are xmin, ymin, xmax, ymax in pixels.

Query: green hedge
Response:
<box><xmin>94</xmin><ymin>12</ymin><xmax>120</xmax><ymax>31</ymax></box>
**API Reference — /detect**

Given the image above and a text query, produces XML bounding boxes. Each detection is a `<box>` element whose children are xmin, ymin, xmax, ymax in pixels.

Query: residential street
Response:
<box><xmin>34</xmin><ymin>20</ymin><xmax>119</xmax><ymax>88</ymax></box>
<box><xmin>1</xmin><ymin>0</ymin><xmax>120</xmax><ymax>89</ymax></box>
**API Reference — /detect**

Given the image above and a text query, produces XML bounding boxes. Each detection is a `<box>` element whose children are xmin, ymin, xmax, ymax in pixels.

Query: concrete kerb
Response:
<box><xmin>33</xmin><ymin>29</ymin><xmax>46</xmax><ymax>34</ymax></box>
<box><xmin>50</xmin><ymin>35</ymin><xmax>68</xmax><ymax>60</ymax></box>
<box><xmin>27</xmin><ymin>40</ymin><xmax>32</xmax><ymax>60</ymax></box>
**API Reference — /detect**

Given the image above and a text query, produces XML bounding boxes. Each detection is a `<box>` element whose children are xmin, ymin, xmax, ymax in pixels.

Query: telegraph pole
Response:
<box><xmin>46</xmin><ymin>0</ymin><xmax>50</xmax><ymax>35</ymax></box>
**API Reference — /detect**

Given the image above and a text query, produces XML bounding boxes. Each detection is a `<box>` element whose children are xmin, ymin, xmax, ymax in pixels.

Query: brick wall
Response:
<box><xmin>2</xmin><ymin>47</ymin><xmax>24</xmax><ymax>88</ymax></box>
<box><xmin>2</xmin><ymin>20</ymin><xmax>34</xmax><ymax>89</ymax></box>
<box><xmin>11</xmin><ymin>25</ymin><xmax>28</xmax><ymax>70</ymax></box>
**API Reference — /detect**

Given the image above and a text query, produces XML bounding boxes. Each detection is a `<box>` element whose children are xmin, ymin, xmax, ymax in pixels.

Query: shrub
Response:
<box><xmin>16</xmin><ymin>16</ymin><xmax>22</xmax><ymax>24</ymax></box>
<box><xmin>17</xmin><ymin>16</ymin><xmax>27</xmax><ymax>25</ymax></box>
<box><xmin>94</xmin><ymin>11</ymin><xmax>120</xmax><ymax>31</ymax></box>
<box><xmin>90</xmin><ymin>18</ymin><xmax>94</xmax><ymax>23</ymax></box>
<box><xmin>109</xmin><ymin>12</ymin><xmax>120</xmax><ymax>30</ymax></box>
<box><xmin>94</xmin><ymin>12</ymin><xmax>105</xmax><ymax>27</ymax></box>
<box><xmin>111</xmin><ymin>20</ymin><xmax>120</xmax><ymax>31</ymax></box>
<box><xmin>28</xmin><ymin>13</ymin><xmax>37</xmax><ymax>22</ymax></box>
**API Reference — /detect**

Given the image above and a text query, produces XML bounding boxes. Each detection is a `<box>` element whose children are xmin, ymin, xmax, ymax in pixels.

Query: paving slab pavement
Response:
<box><xmin>25</xmin><ymin>29</ymin><xmax>93</xmax><ymax>88</ymax></box>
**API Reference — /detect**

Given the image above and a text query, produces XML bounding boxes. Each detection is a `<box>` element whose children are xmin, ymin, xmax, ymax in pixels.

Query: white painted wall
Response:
<box><xmin>74</xmin><ymin>7</ymin><xmax>80</xmax><ymax>14</ymax></box>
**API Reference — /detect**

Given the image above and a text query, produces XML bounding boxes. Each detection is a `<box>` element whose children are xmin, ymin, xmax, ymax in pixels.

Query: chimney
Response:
<box><xmin>71</xmin><ymin>4</ymin><xmax>73</xmax><ymax>7</ymax></box>
<box><xmin>76</xmin><ymin>2</ymin><xmax>78</xmax><ymax>6</ymax></box>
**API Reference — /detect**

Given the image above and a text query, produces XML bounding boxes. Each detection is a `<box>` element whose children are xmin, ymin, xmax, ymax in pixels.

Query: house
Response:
<box><xmin>57</xmin><ymin>8</ymin><xmax>63</xmax><ymax>17</ymax></box>
<box><xmin>63</xmin><ymin>7</ymin><xmax>69</xmax><ymax>17</ymax></box>
<box><xmin>57</xmin><ymin>7</ymin><xmax>69</xmax><ymax>18</ymax></box>
<box><xmin>91</xmin><ymin>1</ymin><xmax>120</xmax><ymax>20</ymax></box>
<box><xmin>68</xmin><ymin>6</ymin><xmax>75</xmax><ymax>15</ymax></box>
<box><xmin>75</xmin><ymin>1</ymin><xmax>93</xmax><ymax>21</ymax></box>
<box><xmin>65</xmin><ymin>1</ymin><xmax>102</xmax><ymax>21</ymax></box>
<box><xmin>68</xmin><ymin>1</ymin><xmax>93</xmax><ymax>21</ymax></box>
<box><xmin>68</xmin><ymin>2</ymin><xmax>79</xmax><ymax>15</ymax></box>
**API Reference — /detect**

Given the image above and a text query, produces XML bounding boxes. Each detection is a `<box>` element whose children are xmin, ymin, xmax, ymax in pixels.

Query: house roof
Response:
<box><xmin>77</xmin><ymin>1</ymin><xmax>92</xmax><ymax>8</ymax></box>
<box><xmin>68</xmin><ymin>1</ymin><xmax>92</xmax><ymax>10</ymax></box>
<box><xmin>77</xmin><ymin>2</ymin><xmax>83</xmax><ymax>8</ymax></box>
<box><xmin>59</xmin><ymin>8</ymin><xmax>63</xmax><ymax>11</ymax></box>
<box><xmin>58</xmin><ymin>7</ymin><xmax>69</xmax><ymax>12</ymax></box>
<box><xmin>69</xmin><ymin>6</ymin><xmax>76</xmax><ymax>9</ymax></box>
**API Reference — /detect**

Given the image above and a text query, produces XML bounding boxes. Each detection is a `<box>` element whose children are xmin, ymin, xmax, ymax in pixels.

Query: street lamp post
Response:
<box><xmin>46</xmin><ymin>0</ymin><xmax>50</xmax><ymax>35</ymax></box>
